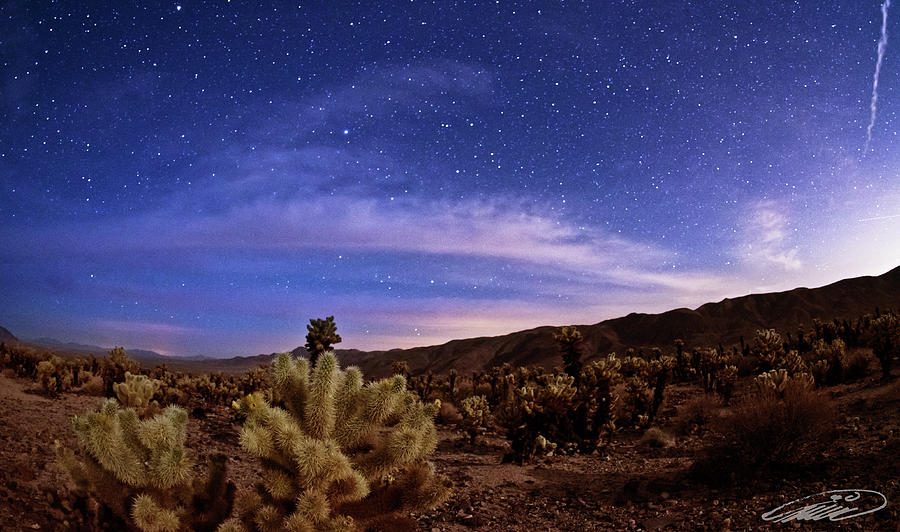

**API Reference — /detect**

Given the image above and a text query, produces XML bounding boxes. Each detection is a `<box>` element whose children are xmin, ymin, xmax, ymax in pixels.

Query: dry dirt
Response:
<box><xmin>0</xmin><ymin>373</ymin><xmax>898</xmax><ymax>531</ymax></box>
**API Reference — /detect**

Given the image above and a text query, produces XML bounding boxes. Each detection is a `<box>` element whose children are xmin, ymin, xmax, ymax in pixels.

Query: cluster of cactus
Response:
<box><xmin>37</xmin><ymin>355</ymin><xmax>75</xmax><ymax>397</ymax></box>
<box><xmin>499</xmin><ymin>354</ymin><xmax>622</xmax><ymax>463</ymax></box>
<box><xmin>619</xmin><ymin>353</ymin><xmax>675</xmax><ymax>428</ymax></box>
<box><xmin>753</xmin><ymin>369</ymin><xmax>814</xmax><ymax>397</ymax></box>
<box><xmin>57</xmin><ymin>391</ymin><xmax>235</xmax><ymax>531</ymax></box>
<box><xmin>1</xmin><ymin>343</ymin><xmax>50</xmax><ymax>379</ymax></box>
<box><xmin>1</xmin><ymin>343</ymin><xmax>98</xmax><ymax>388</ymax></box>
<box><xmin>223</xmin><ymin>351</ymin><xmax>450</xmax><ymax>531</ymax></box>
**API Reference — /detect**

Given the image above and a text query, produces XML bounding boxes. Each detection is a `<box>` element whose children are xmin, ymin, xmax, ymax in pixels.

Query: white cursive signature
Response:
<box><xmin>761</xmin><ymin>489</ymin><xmax>887</xmax><ymax>523</ymax></box>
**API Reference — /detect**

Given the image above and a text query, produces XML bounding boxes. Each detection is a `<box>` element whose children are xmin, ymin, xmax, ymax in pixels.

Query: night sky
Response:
<box><xmin>2</xmin><ymin>1</ymin><xmax>899</xmax><ymax>357</ymax></box>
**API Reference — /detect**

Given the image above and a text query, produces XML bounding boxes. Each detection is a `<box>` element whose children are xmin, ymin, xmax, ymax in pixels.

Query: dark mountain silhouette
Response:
<box><xmin>0</xmin><ymin>326</ymin><xmax>19</xmax><ymax>344</ymax></box>
<box><xmin>335</xmin><ymin>265</ymin><xmax>900</xmax><ymax>377</ymax></box>
<box><xmin>4</xmin><ymin>266</ymin><xmax>899</xmax><ymax>377</ymax></box>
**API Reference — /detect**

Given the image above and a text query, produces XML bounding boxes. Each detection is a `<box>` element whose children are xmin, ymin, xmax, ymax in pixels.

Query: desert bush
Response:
<box><xmin>640</xmin><ymin>427</ymin><xmax>674</xmax><ymax>449</ymax></box>
<box><xmin>694</xmin><ymin>371</ymin><xmax>837</xmax><ymax>483</ymax></box>
<box><xmin>435</xmin><ymin>400</ymin><xmax>462</xmax><ymax>426</ymax></box>
<box><xmin>77</xmin><ymin>374</ymin><xmax>105</xmax><ymax>396</ymax></box>
<box><xmin>225</xmin><ymin>351</ymin><xmax>450</xmax><ymax>531</ymax></box>
<box><xmin>57</xmin><ymin>398</ymin><xmax>235</xmax><ymax>531</ymax></box>
<box><xmin>674</xmin><ymin>395</ymin><xmax>721</xmax><ymax>436</ymax></box>
<box><xmin>459</xmin><ymin>395</ymin><xmax>490</xmax><ymax>445</ymax></box>
<box><xmin>842</xmin><ymin>348</ymin><xmax>872</xmax><ymax>381</ymax></box>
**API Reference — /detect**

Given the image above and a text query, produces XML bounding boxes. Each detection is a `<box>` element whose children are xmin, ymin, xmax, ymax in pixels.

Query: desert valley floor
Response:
<box><xmin>1</xmin><ymin>369</ymin><xmax>897</xmax><ymax>531</ymax></box>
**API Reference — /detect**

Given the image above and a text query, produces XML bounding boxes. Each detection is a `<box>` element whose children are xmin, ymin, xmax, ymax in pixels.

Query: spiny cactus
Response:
<box><xmin>101</xmin><ymin>346</ymin><xmax>140</xmax><ymax>397</ymax></box>
<box><xmin>752</xmin><ymin>329</ymin><xmax>785</xmax><ymax>371</ymax></box>
<box><xmin>57</xmin><ymin>398</ymin><xmax>234</xmax><ymax>531</ymax></box>
<box><xmin>554</xmin><ymin>326</ymin><xmax>584</xmax><ymax>384</ymax></box>
<box><xmin>447</xmin><ymin>369</ymin><xmax>458</xmax><ymax>399</ymax></box>
<box><xmin>113</xmin><ymin>372</ymin><xmax>163</xmax><ymax>416</ymax></box>
<box><xmin>754</xmin><ymin>369</ymin><xmax>813</xmax><ymax>397</ymax></box>
<box><xmin>459</xmin><ymin>395</ymin><xmax>490</xmax><ymax>445</ymax></box>
<box><xmin>226</xmin><ymin>351</ymin><xmax>450</xmax><ymax>531</ymax></box>
<box><xmin>305</xmin><ymin>316</ymin><xmax>342</xmax><ymax>366</ymax></box>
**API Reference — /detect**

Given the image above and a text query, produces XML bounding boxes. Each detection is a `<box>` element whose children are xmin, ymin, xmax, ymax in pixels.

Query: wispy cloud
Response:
<box><xmin>741</xmin><ymin>200</ymin><xmax>803</xmax><ymax>271</ymax></box>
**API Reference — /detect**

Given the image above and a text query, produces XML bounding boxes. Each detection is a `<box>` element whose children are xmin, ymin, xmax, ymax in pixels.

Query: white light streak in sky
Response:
<box><xmin>865</xmin><ymin>0</ymin><xmax>892</xmax><ymax>154</ymax></box>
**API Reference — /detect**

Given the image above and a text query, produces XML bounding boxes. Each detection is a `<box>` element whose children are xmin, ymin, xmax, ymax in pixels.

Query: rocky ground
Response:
<box><xmin>0</xmin><ymin>371</ymin><xmax>897</xmax><ymax>531</ymax></box>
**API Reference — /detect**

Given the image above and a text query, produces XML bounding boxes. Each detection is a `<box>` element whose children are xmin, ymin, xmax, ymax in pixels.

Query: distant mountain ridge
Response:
<box><xmin>334</xmin><ymin>265</ymin><xmax>900</xmax><ymax>377</ymax></box>
<box><xmin>4</xmin><ymin>266</ymin><xmax>899</xmax><ymax>377</ymax></box>
<box><xmin>17</xmin><ymin>337</ymin><xmax>175</xmax><ymax>365</ymax></box>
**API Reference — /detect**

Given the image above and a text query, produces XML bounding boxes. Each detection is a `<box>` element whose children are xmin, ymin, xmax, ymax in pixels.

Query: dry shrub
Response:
<box><xmin>693</xmin><ymin>379</ymin><xmax>837</xmax><ymax>483</ymax></box>
<box><xmin>1</xmin><ymin>368</ymin><xmax>15</xmax><ymax>379</ymax></box>
<box><xmin>674</xmin><ymin>394</ymin><xmax>721</xmax><ymax>435</ymax></box>
<box><xmin>842</xmin><ymin>349</ymin><xmax>871</xmax><ymax>381</ymax></box>
<box><xmin>640</xmin><ymin>427</ymin><xmax>674</xmax><ymax>448</ymax></box>
<box><xmin>76</xmin><ymin>375</ymin><xmax>105</xmax><ymax>396</ymax></box>
<box><xmin>436</xmin><ymin>400</ymin><xmax>463</xmax><ymax>425</ymax></box>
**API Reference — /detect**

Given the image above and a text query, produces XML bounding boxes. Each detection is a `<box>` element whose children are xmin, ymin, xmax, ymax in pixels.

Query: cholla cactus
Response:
<box><xmin>57</xmin><ymin>399</ymin><xmax>234</xmax><ymax>531</ymax></box>
<box><xmin>225</xmin><ymin>351</ymin><xmax>450</xmax><ymax>531</ymax></box>
<box><xmin>870</xmin><ymin>313</ymin><xmax>898</xmax><ymax>380</ymax></box>
<box><xmin>809</xmin><ymin>359</ymin><xmax>830</xmax><ymax>387</ymax></box>
<box><xmin>753</xmin><ymin>329</ymin><xmax>785</xmax><ymax>370</ymax></box>
<box><xmin>101</xmin><ymin>347</ymin><xmax>140</xmax><ymax>396</ymax></box>
<box><xmin>305</xmin><ymin>316</ymin><xmax>342</xmax><ymax>366</ymax></box>
<box><xmin>754</xmin><ymin>369</ymin><xmax>813</xmax><ymax>397</ymax></box>
<box><xmin>779</xmin><ymin>350</ymin><xmax>807</xmax><ymax>375</ymax></box>
<box><xmin>554</xmin><ymin>326</ymin><xmax>584</xmax><ymax>383</ymax></box>
<box><xmin>113</xmin><ymin>372</ymin><xmax>162</xmax><ymax>415</ymax></box>
<box><xmin>714</xmin><ymin>365</ymin><xmax>738</xmax><ymax>402</ymax></box>
<box><xmin>459</xmin><ymin>395</ymin><xmax>490</xmax><ymax>444</ymax></box>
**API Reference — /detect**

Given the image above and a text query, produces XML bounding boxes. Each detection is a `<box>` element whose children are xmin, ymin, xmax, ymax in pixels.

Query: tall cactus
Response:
<box><xmin>224</xmin><ymin>351</ymin><xmax>450</xmax><ymax>531</ymax></box>
<box><xmin>305</xmin><ymin>316</ymin><xmax>342</xmax><ymax>366</ymax></box>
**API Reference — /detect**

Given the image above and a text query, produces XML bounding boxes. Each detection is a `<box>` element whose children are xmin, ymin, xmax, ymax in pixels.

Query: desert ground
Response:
<box><xmin>1</xmin><ymin>364</ymin><xmax>897</xmax><ymax>532</ymax></box>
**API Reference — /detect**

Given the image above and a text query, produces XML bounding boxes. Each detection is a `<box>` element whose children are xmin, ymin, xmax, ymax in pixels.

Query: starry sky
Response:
<box><xmin>2</xmin><ymin>1</ymin><xmax>899</xmax><ymax>357</ymax></box>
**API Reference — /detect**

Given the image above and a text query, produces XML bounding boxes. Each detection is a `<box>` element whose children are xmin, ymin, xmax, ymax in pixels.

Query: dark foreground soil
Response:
<box><xmin>0</xmin><ymin>373</ymin><xmax>897</xmax><ymax>531</ymax></box>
